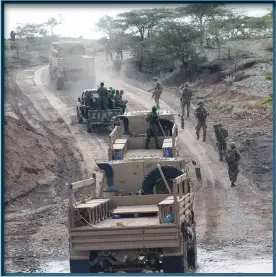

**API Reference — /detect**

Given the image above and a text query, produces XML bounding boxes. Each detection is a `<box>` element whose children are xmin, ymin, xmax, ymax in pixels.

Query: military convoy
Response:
<box><xmin>49</xmin><ymin>41</ymin><xmax>95</xmax><ymax>90</ymax></box>
<box><xmin>68</xmin><ymin>109</ymin><xmax>201</xmax><ymax>273</ymax></box>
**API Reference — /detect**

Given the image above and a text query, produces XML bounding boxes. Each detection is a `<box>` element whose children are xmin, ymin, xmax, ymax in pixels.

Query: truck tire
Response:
<box><xmin>141</xmin><ymin>165</ymin><xmax>182</xmax><ymax>195</ymax></box>
<box><xmin>57</xmin><ymin>77</ymin><xmax>64</xmax><ymax>90</ymax></box>
<box><xmin>158</xmin><ymin>118</ymin><xmax>174</xmax><ymax>136</ymax></box>
<box><xmin>77</xmin><ymin>109</ymin><xmax>83</xmax><ymax>124</ymax></box>
<box><xmin>162</xmin><ymin>249</ymin><xmax>188</xmax><ymax>273</ymax></box>
<box><xmin>187</xmin><ymin>223</ymin><xmax>197</xmax><ymax>269</ymax></box>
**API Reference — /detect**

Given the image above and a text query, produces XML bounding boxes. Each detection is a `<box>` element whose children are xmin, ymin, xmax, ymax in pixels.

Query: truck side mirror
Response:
<box><xmin>77</xmin><ymin>97</ymin><xmax>81</xmax><ymax>102</ymax></box>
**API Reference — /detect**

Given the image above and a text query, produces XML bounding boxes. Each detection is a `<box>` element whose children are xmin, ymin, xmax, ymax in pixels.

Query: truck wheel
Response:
<box><xmin>162</xmin><ymin>251</ymin><xmax>188</xmax><ymax>273</ymax></box>
<box><xmin>87</xmin><ymin>123</ymin><xmax>92</xmax><ymax>133</ymax></box>
<box><xmin>141</xmin><ymin>165</ymin><xmax>182</xmax><ymax>194</ymax></box>
<box><xmin>158</xmin><ymin>119</ymin><xmax>174</xmax><ymax>136</ymax></box>
<box><xmin>57</xmin><ymin>77</ymin><xmax>64</xmax><ymax>90</ymax></box>
<box><xmin>77</xmin><ymin>110</ymin><xmax>83</xmax><ymax>124</ymax></box>
<box><xmin>187</xmin><ymin>224</ymin><xmax>197</xmax><ymax>269</ymax></box>
<box><xmin>70</xmin><ymin>259</ymin><xmax>90</xmax><ymax>273</ymax></box>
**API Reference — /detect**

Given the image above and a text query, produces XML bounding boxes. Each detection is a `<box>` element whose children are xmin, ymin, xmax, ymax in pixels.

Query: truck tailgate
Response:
<box><xmin>70</xmin><ymin>224</ymin><xmax>179</xmax><ymax>251</ymax></box>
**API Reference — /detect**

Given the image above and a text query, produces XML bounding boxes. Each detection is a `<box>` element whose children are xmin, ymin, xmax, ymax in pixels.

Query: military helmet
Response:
<box><xmin>100</xmin><ymin>82</ymin><xmax>104</xmax><ymax>86</ymax></box>
<box><xmin>152</xmin><ymin>105</ymin><xmax>157</xmax><ymax>111</ymax></box>
<box><xmin>153</xmin><ymin>77</ymin><xmax>158</xmax><ymax>81</ymax></box>
<box><xmin>216</xmin><ymin>122</ymin><xmax>222</xmax><ymax>127</ymax></box>
<box><xmin>198</xmin><ymin>100</ymin><xmax>203</xmax><ymax>106</ymax></box>
<box><xmin>120</xmin><ymin>90</ymin><xmax>124</xmax><ymax>94</ymax></box>
<box><xmin>230</xmin><ymin>143</ymin><xmax>236</xmax><ymax>149</ymax></box>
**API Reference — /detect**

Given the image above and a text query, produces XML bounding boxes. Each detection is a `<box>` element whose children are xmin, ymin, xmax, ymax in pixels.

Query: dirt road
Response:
<box><xmin>4</xmin><ymin>53</ymin><xmax>273</xmax><ymax>273</ymax></box>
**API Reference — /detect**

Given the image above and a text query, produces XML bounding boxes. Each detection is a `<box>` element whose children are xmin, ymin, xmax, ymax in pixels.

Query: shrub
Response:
<box><xmin>264</xmin><ymin>74</ymin><xmax>273</xmax><ymax>80</ymax></box>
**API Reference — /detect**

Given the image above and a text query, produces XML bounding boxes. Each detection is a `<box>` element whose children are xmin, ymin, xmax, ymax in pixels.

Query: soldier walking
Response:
<box><xmin>148</xmin><ymin>77</ymin><xmax>163</xmax><ymax>109</ymax></box>
<box><xmin>213</xmin><ymin>122</ymin><xmax>228</xmax><ymax>161</ymax></box>
<box><xmin>97</xmin><ymin>82</ymin><xmax>108</xmax><ymax>110</ymax></box>
<box><xmin>145</xmin><ymin>105</ymin><xmax>161</xmax><ymax>149</ymax></box>
<box><xmin>225</xmin><ymin>143</ymin><xmax>241</xmax><ymax>187</ymax></box>
<box><xmin>180</xmin><ymin>82</ymin><xmax>192</xmax><ymax>117</ymax></box>
<box><xmin>194</xmin><ymin>101</ymin><xmax>208</xmax><ymax>141</ymax></box>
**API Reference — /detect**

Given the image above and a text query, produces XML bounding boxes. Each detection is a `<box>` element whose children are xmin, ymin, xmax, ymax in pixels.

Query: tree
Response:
<box><xmin>116</xmin><ymin>8</ymin><xmax>172</xmax><ymax>71</ymax></box>
<box><xmin>15</xmin><ymin>22</ymin><xmax>48</xmax><ymax>39</ymax></box>
<box><xmin>153</xmin><ymin>22</ymin><xmax>201</xmax><ymax>69</ymax></box>
<box><xmin>46</xmin><ymin>15</ymin><xmax>63</xmax><ymax>36</ymax></box>
<box><xmin>177</xmin><ymin>4</ymin><xmax>229</xmax><ymax>46</ymax></box>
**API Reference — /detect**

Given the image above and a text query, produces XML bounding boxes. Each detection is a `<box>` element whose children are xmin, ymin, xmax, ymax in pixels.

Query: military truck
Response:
<box><xmin>107</xmin><ymin>110</ymin><xmax>178</xmax><ymax>161</ymax></box>
<box><xmin>49</xmin><ymin>41</ymin><xmax>95</xmax><ymax>90</ymax></box>
<box><xmin>68</xmin><ymin>156</ymin><xmax>201</xmax><ymax>273</ymax></box>
<box><xmin>76</xmin><ymin>89</ymin><xmax>124</xmax><ymax>132</ymax></box>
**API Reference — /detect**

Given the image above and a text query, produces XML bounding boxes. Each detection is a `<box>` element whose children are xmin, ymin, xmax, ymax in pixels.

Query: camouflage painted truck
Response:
<box><xmin>107</xmin><ymin>110</ymin><xmax>178</xmax><ymax>161</ymax></box>
<box><xmin>76</xmin><ymin>88</ymin><xmax>124</xmax><ymax>132</ymax></box>
<box><xmin>49</xmin><ymin>41</ymin><xmax>95</xmax><ymax>90</ymax></box>
<box><xmin>68</xmin><ymin>109</ymin><xmax>202</xmax><ymax>273</ymax></box>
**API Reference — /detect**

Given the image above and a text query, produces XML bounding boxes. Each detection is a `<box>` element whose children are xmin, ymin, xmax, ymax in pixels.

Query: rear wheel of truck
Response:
<box><xmin>57</xmin><ymin>77</ymin><xmax>64</xmax><ymax>90</ymax></box>
<box><xmin>187</xmin><ymin>223</ymin><xmax>197</xmax><ymax>269</ymax></box>
<box><xmin>141</xmin><ymin>165</ymin><xmax>182</xmax><ymax>194</ymax></box>
<box><xmin>77</xmin><ymin>109</ymin><xmax>83</xmax><ymax>124</ymax></box>
<box><xmin>87</xmin><ymin>123</ymin><xmax>92</xmax><ymax>133</ymax></box>
<box><xmin>162</xmin><ymin>249</ymin><xmax>188</xmax><ymax>273</ymax></box>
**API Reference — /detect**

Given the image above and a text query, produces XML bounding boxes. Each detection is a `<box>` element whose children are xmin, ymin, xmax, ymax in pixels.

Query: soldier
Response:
<box><xmin>105</xmin><ymin>42</ymin><xmax>113</xmax><ymax>63</ymax></box>
<box><xmin>225</xmin><ymin>143</ymin><xmax>241</xmax><ymax>187</ymax></box>
<box><xmin>180</xmin><ymin>82</ymin><xmax>192</xmax><ymax>117</ymax></box>
<box><xmin>113</xmin><ymin>55</ymin><xmax>122</xmax><ymax>74</ymax></box>
<box><xmin>119</xmin><ymin>90</ymin><xmax>124</xmax><ymax>101</ymax></box>
<box><xmin>194</xmin><ymin>101</ymin><xmax>208</xmax><ymax>141</ymax></box>
<box><xmin>145</xmin><ymin>105</ymin><xmax>161</xmax><ymax>149</ymax></box>
<box><xmin>97</xmin><ymin>82</ymin><xmax>108</xmax><ymax>110</ymax></box>
<box><xmin>213</xmin><ymin>122</ymin><xmax>228</xmax><ymax>161</ymax></box>
<box><xmin>148</xmin><ymin>77</ymin><xmax>163</xmax><ymax>109</ymax></box>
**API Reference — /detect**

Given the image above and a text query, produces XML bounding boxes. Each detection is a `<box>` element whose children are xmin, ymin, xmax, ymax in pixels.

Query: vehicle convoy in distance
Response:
<box><xmin>68</xmin><ymin>110</ymin><xmax>201</xmax><ymax>273</ymax></box>
<box><xmin>76</xmin><ymin>89</ymin><xmax>124</xmax><ymax>132</ymax></box>
<box><xmin>49</xmin><ymin>41</ymin><xmax>95</xmax><ymax>90</ymax></box>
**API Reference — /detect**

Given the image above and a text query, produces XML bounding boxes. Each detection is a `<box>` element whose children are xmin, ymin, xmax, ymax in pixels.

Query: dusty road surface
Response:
<box><xmin>4</xmin><ymin>52</ymin><xmax>273</xmax><ymax>273</ymax></box>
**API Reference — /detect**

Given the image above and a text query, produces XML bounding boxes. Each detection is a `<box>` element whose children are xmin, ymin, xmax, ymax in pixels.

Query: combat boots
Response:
<box><xmin>196</xmin><ymin>131</ymin><xmax>199</xmax><ymax>140</ymax></box>
<box><xmin>231</xmin><ymin>182</ymin><xmax>236</xmax><ymax>187</ymax></box>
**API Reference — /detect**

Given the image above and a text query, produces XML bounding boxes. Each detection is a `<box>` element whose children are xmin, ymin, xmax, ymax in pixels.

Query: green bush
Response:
<box><xmin>264</xmin><ymin>74</ymin><xmax>273</xmax><ymax>80</ymax></box>
<box><xmin>255</xmin><ymin>96</ymin><xmax>273</xmax><ymax>106</ymax></box>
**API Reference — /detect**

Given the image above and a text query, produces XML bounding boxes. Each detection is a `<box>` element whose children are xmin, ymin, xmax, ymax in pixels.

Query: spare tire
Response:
<box><xmin>158</xmin><ymin>118</ymin><xmax>174</xmax><ymax>136</ymax></box>
<box><xmin>141</xmin><ymin>165</ymin><xmax>182</xmax><ymax>195</ymax></box>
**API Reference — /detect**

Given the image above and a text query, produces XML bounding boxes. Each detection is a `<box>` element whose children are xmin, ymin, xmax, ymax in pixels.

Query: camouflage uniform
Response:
<box><xmin>180</xmin><ymin>83</ymin><xmax>192</xmax><ymax>117</ymax></box>
<box><xmin>149</xmin><ymin>77</ymin><xmax>163</xmax><ymax>109</ymax></box>
<box><xmin>213</xmin><ymin>123</ymin><xmax>228</xmax><ymax>161</ymax></box>
<box><xmin>145</xmin><ymin>106</ymin><xmax>161</xmax><ymax>149</ymax></box>
<box><xmin>226</xmin><ymin>143</ymin><xmax>241</xmax><ymax>187</ymax></box>
<box><xmin>194</xmin><ymin>101</ymin><xmax>208</xmax><ymax>141</ymax></box>
<box><xmin>97</xmin><ymin>84</ymin><xmax>108</xmax><ymax>110</ymax></box>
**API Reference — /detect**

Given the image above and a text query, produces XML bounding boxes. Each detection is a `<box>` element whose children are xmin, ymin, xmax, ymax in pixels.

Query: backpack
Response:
<box><xmin>197</xmin><ymin>108</ymin><xmax>207</xmax><ymax>122</ymax></box>
<box><xmin>157</xmin><ymin>82</ymin><xmax>163</xmax><ymax>91</ymax></box>
<box><xmin>216</xmin><ymin>127</ymin><xmax>228</xmax><ymax>142</ymax></box>
<box><xmin>225</xmin><ymin>150</ymin><xmax>236</xmax><ymax>163</ymax></box>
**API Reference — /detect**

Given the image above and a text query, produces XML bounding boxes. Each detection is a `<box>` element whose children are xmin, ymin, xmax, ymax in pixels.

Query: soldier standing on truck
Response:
<box><xmin>180</xmin><ymin>82</ymin><xmax>192</xmax><ymax>117</ymax></box>
<box><xmin>148</xmin><ymin>77</ymin><xmax>163</xmax><ymax>109</ymax></box>
<box><xmin>114</xmin><ymin>90</ymin><xmax>127</xmax><ymax>113</ymax></box>
<box><xmin>225</xmin><ymin>143</ymin><xmax>241</xmax><ymax>187</ymax></box>
<box><xmin>194</xmin><ymin>101</ymin><xmax>209</xmax><ymax>142</ymax></box>
<box><xmin>213</xmin><ymin>122</ymin><xmax>228</xmax><ymax>161</ymax></box>
<box><xmin>145</xmin><ymin>105</ymin><xmax>161</xmax><ymax>149</ymax></box>
<box><xmin>97</xmin><ymin>82</ymin><xmax>108</xmax><ymax>110</ymax></box>
<box><xmin>119</xmin><ymin>90</ymin><xmax>124</xmax><ymax>101</ymax></box>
